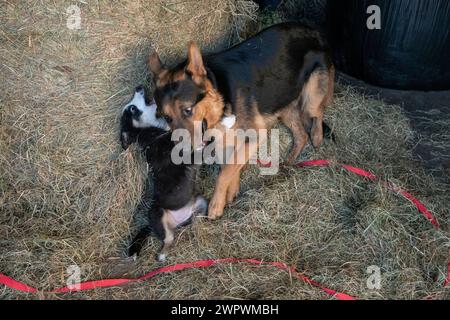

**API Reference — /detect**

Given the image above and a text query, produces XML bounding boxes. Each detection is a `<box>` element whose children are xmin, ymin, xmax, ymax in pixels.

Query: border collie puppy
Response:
<box><xmin>120</xmin><ymin>86</ymin><xmax>207</xmax><ymax>262</ymax></box>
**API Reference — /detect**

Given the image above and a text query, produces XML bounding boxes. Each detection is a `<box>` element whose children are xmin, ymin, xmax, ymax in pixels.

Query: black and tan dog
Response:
<box><xmin>120</xmin><ymin>86</ymin><xmax>207</xmax><ymax>261</ymax></box>
<box><xmin>148</xmin><ymin>23</ymin><xmax>335</xmax><ymax>220</ymax></box>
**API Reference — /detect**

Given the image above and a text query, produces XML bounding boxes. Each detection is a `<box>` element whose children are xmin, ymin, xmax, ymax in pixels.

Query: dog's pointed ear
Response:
<box><xmin>186</xmin><ymin>41</ymin><xmax>206</xmax><ymax>81</ymax></box>
<box><xmin>148</xmin><ymin>52</ymin><xmax>165</xmax><ymax>76</ymax></box>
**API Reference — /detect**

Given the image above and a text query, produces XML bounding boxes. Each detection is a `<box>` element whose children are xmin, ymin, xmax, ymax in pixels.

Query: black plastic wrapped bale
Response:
<box><xmin>328</xmin><ymin>0</ymin><xmax>450</xmax><ymax>91</ymax></box>
<box><xmin>253</xmin><ymin>0</ymin><xmax>281</xmax><ymax>10</ymax></box>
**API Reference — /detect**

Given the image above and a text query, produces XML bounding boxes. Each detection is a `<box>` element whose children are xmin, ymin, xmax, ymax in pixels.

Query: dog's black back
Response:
<box><xmin>205</xmin><ymin>23</ymin><xmax>331</xmax><ymax>116</ymax></box>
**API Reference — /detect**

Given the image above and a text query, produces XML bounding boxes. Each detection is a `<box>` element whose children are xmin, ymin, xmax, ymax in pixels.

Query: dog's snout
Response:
<box><xmin>135</xmin><ymin>85</ymin><xmax>144</xmax><ymax>93</ymax></box>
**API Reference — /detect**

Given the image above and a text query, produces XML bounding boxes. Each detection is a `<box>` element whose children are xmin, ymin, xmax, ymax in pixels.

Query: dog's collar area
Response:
<box><xmin>205</xmin><ymin>64</ymin><xmax>229</xmax><ymax>119</ymax></box>
<box><xmin>204</xmin><ymin>64</ymin><xmax>234</xmax><ymax>129</ymax></box>
<box><xmin>220</xmin><ymin>114</ymin><xmax>236</xmax><ymax>129</ymax></box>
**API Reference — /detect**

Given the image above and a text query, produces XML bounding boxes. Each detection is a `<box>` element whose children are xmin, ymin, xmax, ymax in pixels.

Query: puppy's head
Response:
<box><xmin>120</xmin><ymin>86</ymin><xmax>169</xmax><ymax>150</ymax></box>
<box><xmin>149</xmin><ymin>42</ymin><xmax>225</xmax><ymax>151</ymax></box>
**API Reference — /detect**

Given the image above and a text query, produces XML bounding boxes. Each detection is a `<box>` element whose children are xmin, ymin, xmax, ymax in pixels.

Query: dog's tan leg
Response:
<box><xmin>280</xmin><ymin>106</ymin><xmax>309</xmax><ymax>165</ymax></box>
<box><xmin>226</xmin><ymin>172</ymin><xmax>241</xmax><ymax>205</ymax></box>
<box><xmin>157</xmin><ymin>211</ymin><xmax>175</xmax><ymax>262</ymax></box>
<box><xmin>302</xmin><ymin>70</ymin><xmax>333</xmax><ymax>149</ymax></box>
<box><xmin>323</xmin><ymin>66</ymin><xmax>335</xmax><ymax>107</ymax></box>
<box><xmin>310</xmin><ymin>116</ymin><xmax>324</xmax><ymax>149</ymax></box>
<box><xmin>208</xmin><ymin>164</ymin><xmax>243</xmax><ymax>220</ymax></box>
<box><xmin>208</xmin><ymin>134</ymin><xmax>262</xmax><ymax>220</ymax></box>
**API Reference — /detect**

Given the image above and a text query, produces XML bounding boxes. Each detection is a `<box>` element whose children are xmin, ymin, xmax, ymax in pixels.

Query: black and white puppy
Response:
<box><xmin>120</xmin><ymin>86</ymin><xmax>207</xmax><ymax>262</ymax></box>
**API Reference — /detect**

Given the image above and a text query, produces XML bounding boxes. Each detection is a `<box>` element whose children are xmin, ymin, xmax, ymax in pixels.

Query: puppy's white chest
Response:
<box><xmin>167</xmin><ymin>206</ymin><xmax>194</xmax><ymax>226</ymax></box>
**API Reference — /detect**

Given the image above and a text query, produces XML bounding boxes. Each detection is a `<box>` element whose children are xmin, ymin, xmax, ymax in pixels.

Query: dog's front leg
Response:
<box><xmin>208</xmin><ymin>164</ymin><xmax>244</xmax><ymax>220</ymax></box>
<box><xmin>226</xmin><ymin>173</ymin><xmax>240</xmax><ymax>205</ymax></box>
<box><xmin>208</xmin><ymin>136</ymin><xmax>261</xmax><ymax>220</ymax></box>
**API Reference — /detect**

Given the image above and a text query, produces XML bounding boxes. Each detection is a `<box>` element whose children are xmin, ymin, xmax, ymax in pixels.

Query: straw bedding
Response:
<box><xmin>0</xmin><ymin>1</ymin><xmax>448</xmax><ymax>299</ymax></box>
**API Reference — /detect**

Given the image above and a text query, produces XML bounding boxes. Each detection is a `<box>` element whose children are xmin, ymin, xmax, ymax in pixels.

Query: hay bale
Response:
<box><xmin>0</xmin><ymin>1</ymin><xmax>448</xmax><ymax>299</ymax></box>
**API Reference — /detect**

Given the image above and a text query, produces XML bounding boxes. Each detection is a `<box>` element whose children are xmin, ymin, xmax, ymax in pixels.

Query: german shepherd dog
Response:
<box><xmin>148</xmin><ymin>23</ymin><xmax>335</xmax><ymax>220</ymax></box>
<box><xmin>120</xmin><ymin>86</ymin><xmax>207</xmax><ymax>261</ymax></box>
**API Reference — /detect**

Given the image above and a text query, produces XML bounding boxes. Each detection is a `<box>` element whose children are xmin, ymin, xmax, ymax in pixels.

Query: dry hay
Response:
<box><xmin>0</xmin><ymin>1</ymin><xmax>449</xmax><ymax>300</ymax></box>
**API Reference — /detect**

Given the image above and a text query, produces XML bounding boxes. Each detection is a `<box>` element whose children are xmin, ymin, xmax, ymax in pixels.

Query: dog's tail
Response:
<box><xmin>128</xmin><ymin>226</ymin><xmax>152</xmax><ymax>257</ymax></box>
<box><xmin>323</xmin><ymin>122</ymin><xmax>336</xmax><ymax>143</ymax></box>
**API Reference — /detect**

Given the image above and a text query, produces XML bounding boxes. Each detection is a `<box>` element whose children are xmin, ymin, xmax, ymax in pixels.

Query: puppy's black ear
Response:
<box><xmin>120</xmin><ymin>130</ymin><xmax>138</xmax><ymax>150</ymax></box>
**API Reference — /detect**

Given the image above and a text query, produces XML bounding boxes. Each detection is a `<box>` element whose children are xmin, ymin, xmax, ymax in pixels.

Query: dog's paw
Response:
<box><xmin>156</xmin><ymin>253</ymin><xmax>167</xmax><ymax>262</ymax></box>
<box><xmin>207</xmin><ymin>200</ymin><xmax>225</xmax><ymax>220</ymax></box>
<box><xmin>226</xmin><ymin>181</ymin><xmax>240</xmax><ymax>205</ymax></box>
<box><xmin>226</xmin><ymin>185</ymin><xmax>239</xmax><ymax>205</ymax></box>
<box><xmin>284</xmin><ymin>154</ymin><xmax>299</xmax><ymax>167</ymax></box>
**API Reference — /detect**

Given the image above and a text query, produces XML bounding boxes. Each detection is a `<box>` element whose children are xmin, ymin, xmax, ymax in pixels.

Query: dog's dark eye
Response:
<box><xmin>183</xmin><ymin>107</ymin><xmax>193</xmax><ymax>117</ymax></box>
<box><xmin>164</xmin><ymin>115</ymin><xmax>173</xmax><ymax>124</ymax></box>
<box><xmin>129</xmin><ymin>105</ymin><xmax>137</xmax><ymax>113</ymax></box>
